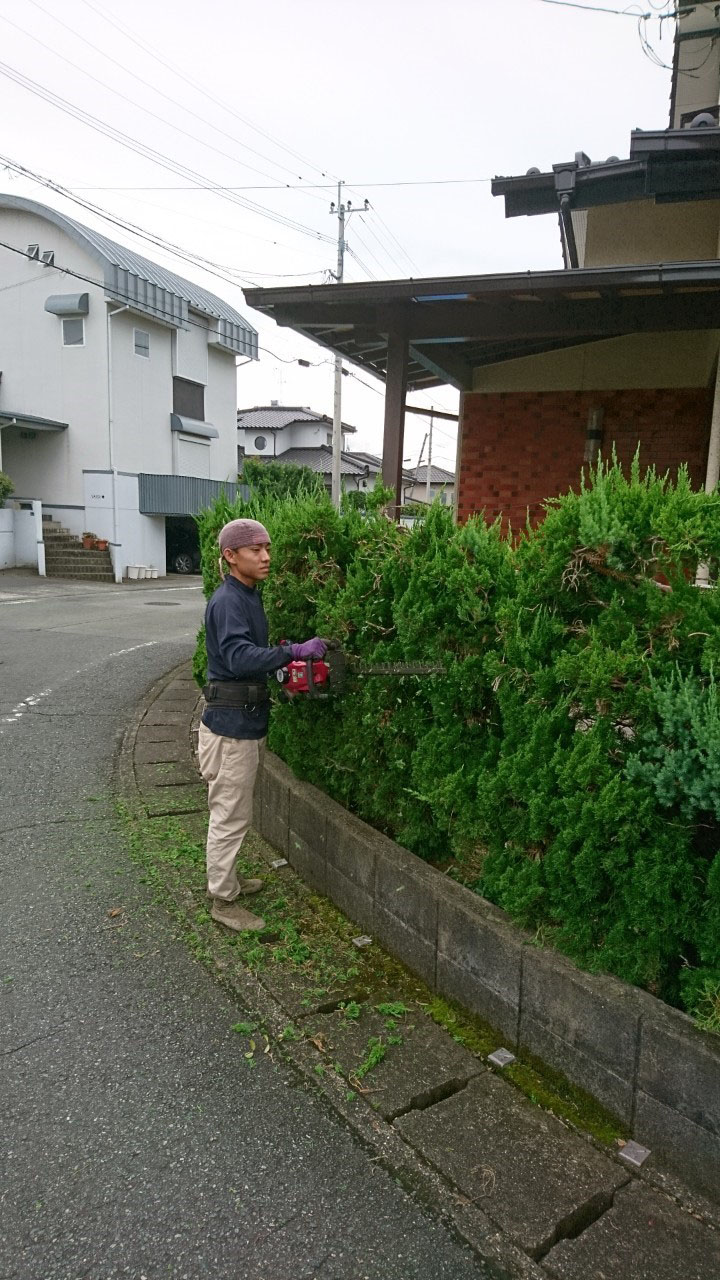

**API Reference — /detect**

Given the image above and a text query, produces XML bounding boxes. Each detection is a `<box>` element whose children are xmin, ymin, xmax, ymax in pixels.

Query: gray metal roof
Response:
<box><xmin>0</xmin><ymin>194</ymin><xmax>258</xmax><ymax>358</ymax></box>
<box><xmin>237</xmin><ymin>404</ymin><xmax>357</xmax><ymax>433</ymax></box>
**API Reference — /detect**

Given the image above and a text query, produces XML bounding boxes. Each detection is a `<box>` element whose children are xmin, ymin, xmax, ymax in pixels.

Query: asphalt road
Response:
<box><xmin>0</xmin><ymin>572</ymin><xmax>491</xmax><ymax>1280</ymax></box>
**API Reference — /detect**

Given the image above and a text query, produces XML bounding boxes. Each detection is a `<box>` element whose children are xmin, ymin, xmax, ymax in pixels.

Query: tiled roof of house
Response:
<box><xmin>412</xmin><ymin>464</ymin><xmax>455</xmax><ymax>484</ymax></box>
<box><xmin>237</xmin><ymin>405</ymin><xmax>356</xmax><ymax>433</ymax></box>
<box><xmin>257</xmin><ymin>447</ymin><xmax>368</xmax><ymax>477</ymax></box>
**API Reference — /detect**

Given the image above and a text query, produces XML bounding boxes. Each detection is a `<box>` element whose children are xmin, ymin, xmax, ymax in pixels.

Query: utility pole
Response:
<box><xmin>425</xmin><ymin>410</ymin><xmax>434</xmax><ymax>505</ymax></box>
<box><xmin>329</xmin><ymin>182</ymin><xmax>369</xmax><ymax>508</ymax></box>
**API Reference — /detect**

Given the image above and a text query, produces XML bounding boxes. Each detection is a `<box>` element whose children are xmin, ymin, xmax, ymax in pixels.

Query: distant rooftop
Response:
<box><xmin>0</xmin><ymin>194</ymin><xmax>258</xmax><ymax>358</ymax></box>
<box><xmin>412</xmin><ymin>463</ymin><xmax>455</xmax><ymax>485</ymax></box>
<box><xmin>237</xmin><ymin>404</ymin><xmax>356</xmax><ymax>433</ymax></box>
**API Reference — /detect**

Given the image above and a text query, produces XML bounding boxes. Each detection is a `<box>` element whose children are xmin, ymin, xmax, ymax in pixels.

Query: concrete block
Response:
<box><xmin>637</xmin><ymin>1004</ymin><xmax>720</xmax><ymax>1138</ymax></box>
<box><xmin>288</xmin><ymin>829</ymin><xmax>327</xmax><ymax>896</ymax></box>
<box><xmin>261</xmin><ymin>753</ymin><xmax>291</xmax><ymax>855</ymax></box>
<box><xmin>134</xmin><ymin>761</ymin><xmax>200</xmax><ymax>788</ymax></box>
<box><xmin>141</xmin><ymin>709</ymin><xmax>186</xmax><ymax>727</ymax></box>
<box><xmin>252</xmin><ymin>791</ymin><xmax>264</xmax><ymax>837</ymax></box>
<box><xmin>324</xmin><ymin>806</ymin><xmax>378</xmax><ymax>894</ymax></box>
<box><xmin>437</xmin><ymin>955</ymin><xmax>520</xmax><ymax>1046</ymax></box>
<box><xmin>519</xmin><ymin>947</ymin><xmax>640</xmax><ymax>1125</ymax></box>
<box><xmin>543</xmin><ymin>1181</ymin><xmax>720</xmax><ymax>1280</ymax></box>
<box><xmin>375</xmin><ymin>842</ymin><xmax>439</xmax><ymax>941</ymax></box>
<box><xmin>309</xmin><ymin>1007</ymin><xmax>481</xmax><ymax>1120</ymax></box>
<box><xmin>396</xmin><ymin>1072</ymin><xmax>627</xmax><ymax>1260</ymax></box>
<box><xmin>634</xmin><ymin>1091</ymin><xmax>720</xmax><ymax>1204</ymax></box>
<box><xmin>374</xmin><ymin>904</ymin><xmax>437</xmax><ymax>989</ymax></box>
<box><xmin>287</xmin><ymin>781</ymin><xmax>328</xmax><ymax>856</ymax></box>
<box><xmin>326</xmin><ymin>864</ymin><xmax>375</xmax><ymax>935</ymax></box>
<box><xmin>436</xmin><ymin>884</ymin><xmax>524</xmax><ymax>1047</ymax></box>
<box><xmin>143</xmin><ymin>783</ymin><xmax>207</xmax><ymax>818</ymax></box>
<box><xmin>134</xmin><ymin>741</ymin><xmax>185</xmax><ymax>764</ymax></box>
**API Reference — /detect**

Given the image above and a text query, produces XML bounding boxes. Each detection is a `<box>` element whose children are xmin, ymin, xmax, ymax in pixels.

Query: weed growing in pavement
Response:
<box><xmin>355</xmin><ymin>1036</ymin><xmax>387</xmax><ymax>1080</ymax></box>
<box><xmin>340</xmin><ymin>1001</ymin><xmax>362</xmax><ymax>1020</ymax></box>
<box><xmin>692</xmin><ymin>978</ymin><xmax>720</xmax><ymax>1035</ymax></box>
<box><xmin>232</xmin><ymin>1021</ymin><xmax>257</xmax><ymax>1036</ymax></box>
<box><xmin>375</xmin><ymin>1001</ymin><xmax>409</xmax><ymax>1018</ymax></box>
<box><xmin>115</xmin><ymin>795</ymin><xmax>626</xmax><ymax>1145</ymax></box>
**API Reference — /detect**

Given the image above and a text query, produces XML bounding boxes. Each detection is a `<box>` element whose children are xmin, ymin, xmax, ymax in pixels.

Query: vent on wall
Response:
<box><xmin>27</xmin><ymin>243</ymin><xmax>39</xmax><ymax>260</ymax></box>
<box><xmin>41</xmin><ymin>250</ymin><xmax>55</xmax><ymax>267</ymax></box>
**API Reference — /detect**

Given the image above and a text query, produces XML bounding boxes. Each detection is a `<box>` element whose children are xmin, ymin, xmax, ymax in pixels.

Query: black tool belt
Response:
<box><xmin>203</xmin><ymin>680</ymin><xmax>270</xmax><ymax>708</ymax></box>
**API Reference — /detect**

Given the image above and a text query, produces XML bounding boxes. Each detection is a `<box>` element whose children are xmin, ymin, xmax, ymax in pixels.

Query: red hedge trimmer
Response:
<box><xmin>276</xmin><ymin>643</ymin><xmax>445</xmax><ymax>701</ymax></box>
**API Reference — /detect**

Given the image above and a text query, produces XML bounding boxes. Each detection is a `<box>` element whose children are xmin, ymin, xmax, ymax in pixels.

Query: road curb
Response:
<box><xmin>117</xmin><ymin>662</ymin><xmax>545</xmax><ymax>1280</ymax></box>
<box><xmin>117</xmin><ymin>662</ymin><xmax>720</xmax><ymax>1279</ymax></box>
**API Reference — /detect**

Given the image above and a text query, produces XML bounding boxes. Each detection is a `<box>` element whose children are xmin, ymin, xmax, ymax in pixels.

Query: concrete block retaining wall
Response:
<box><xmin>255</xmin><ymin>750</ymin><xmax>720</xmax><ymax>1202</ymax></box>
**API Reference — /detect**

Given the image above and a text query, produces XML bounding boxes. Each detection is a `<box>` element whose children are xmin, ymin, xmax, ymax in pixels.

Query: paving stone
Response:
<box><xmin>153</xmin><ymin>696</ymin><xmax>200</xmax><ymax>714</ymax></box>
<box><xmin>141</xmin><ymin>709</ymin><xmax>186</xmax><ymax>727</ymax></box>
<box><xmin>260</xmin><ymin>968</ymin><xmax>361</xmax><ymax>1020</ymax></box>
<box><xmin>143</xmin><ymin>783</ymin><xmax>207</xmax><ymax>817</ymax></box>
<box><xmin>396</xmin><ymin>1072</ymin><xmax>627</xmax><ymax>1259</ymax></box>
<box><xmin>134</xmin><ymin>740</ymin><xmax>186</xmax><ymax>764</ymax></box>
<box><xmin>542</xmin><ymin>1181</ymin><xmax>720</xmax><ymax>1280</ymax></box>
<box><xmin>135</xmin><ymin>761</ymin><xmax>201</xmax><ymax>788</ymax></box>
<box><xmin>306</xmin><ymin>1007</ymin><xmax>482</xmax><ymax>1121</ymax></box>
<box><xmin>136</xmin><ymin>725</ymin><xmax>188</xmax><ymax>743</ymax></box>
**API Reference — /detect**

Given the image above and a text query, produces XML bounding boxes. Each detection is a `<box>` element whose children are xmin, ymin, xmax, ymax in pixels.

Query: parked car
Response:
<box><xmin>166</xmin><ymin>517</ymin><xmax>201</xmax><ymax>575</ymax></box>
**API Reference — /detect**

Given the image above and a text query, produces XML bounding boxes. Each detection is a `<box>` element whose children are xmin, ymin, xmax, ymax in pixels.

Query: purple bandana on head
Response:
<box><xmin>218</xmin><ymin>519</ymin><xmax>271</xmax><ymax>553</ymax></box>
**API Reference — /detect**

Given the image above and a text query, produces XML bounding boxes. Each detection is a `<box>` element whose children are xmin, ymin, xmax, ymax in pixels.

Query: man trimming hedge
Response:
<box><xmin>198</xmin><ymin>518</ymin><xmax>326</xmax><ymax>933</ymax></box>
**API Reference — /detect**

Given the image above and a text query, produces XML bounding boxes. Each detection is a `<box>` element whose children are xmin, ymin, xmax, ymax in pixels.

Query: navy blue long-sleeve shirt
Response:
<box><xmin>201</xmin><ymin>575</ymin><xmax>292</xmax><ymax>740</ymax></box>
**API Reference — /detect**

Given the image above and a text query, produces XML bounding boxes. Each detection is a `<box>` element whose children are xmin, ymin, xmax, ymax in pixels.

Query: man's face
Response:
<box><xmin>223</xmin><ymin>540</ymin><xmax>271</xmax><ymax>586</ymax></box>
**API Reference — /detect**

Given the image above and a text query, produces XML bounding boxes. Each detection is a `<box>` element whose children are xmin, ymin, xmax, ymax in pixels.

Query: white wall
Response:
<box><xmin>110</xmin><ymin>310</ymin><xmax>174</xmax><ymax>477</ymax></box>
<box><xmin>0</xmin><ymin>507</ymin><xmax>12</xmax><ymax>569</ymax></box>
<box><xmin>206</xmin><ymin>346</ymin><xmax>241</xmax><ymax>481</ymax></box>
<box><xmin>84</xmin><ymin>470</ymin><xmax>166</xmax><ymax>578</ymax></box>
<box><xmin>241</xmin><ymin>421</ymin><xmax>351</xmax><ymax>458</ymax></box>
<box><xmin>0</xmin><ymin>209</ymin><xmax>111</xmax><ymax>506</ymax></box>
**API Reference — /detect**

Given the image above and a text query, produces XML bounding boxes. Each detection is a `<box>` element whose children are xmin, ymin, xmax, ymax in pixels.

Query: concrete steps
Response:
<box><xmin>42</xmin><ymin>517</ymin><xmax>114</xmax><ymax>582</ymax></box>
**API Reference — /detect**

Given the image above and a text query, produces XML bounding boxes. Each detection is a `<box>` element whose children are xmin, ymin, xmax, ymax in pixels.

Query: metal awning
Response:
<box><xmin>245</xmin><ymin>259</ymin><xmax>720</xmax><ymax>515</ymax></box>
<box><xmin>245</xmin><ymin>260</ymin><xmax>720</xmax><ymax>394</ymax></box>
<box><xmin>0</xmin><ymin>411</ymin><xmax>69</xmax><ymax>431</ymax></box>
<box><xmin>170</xmin><ymin>413</ymin><xmax>219</xmax><ymax>439</ymax></box>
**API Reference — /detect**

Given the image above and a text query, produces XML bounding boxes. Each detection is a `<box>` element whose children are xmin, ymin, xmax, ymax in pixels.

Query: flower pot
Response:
<box><xmin>96</xmin><ymin>538</ymin><xmax>108</xmax><ymax>551</ymax></box>
<box><xmin>82</xmin><ymin>536</ymin><xmax>96</xmax><ymax>550</ymax></box>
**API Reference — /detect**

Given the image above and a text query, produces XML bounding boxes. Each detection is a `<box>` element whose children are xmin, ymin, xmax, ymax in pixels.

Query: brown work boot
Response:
<box><xmin>237</xmin><ymin>876</ymin><xmax>263</xmax><ymax>895</ymax></box>
<box><xmin>211</xmin><ymin>898</ymin><xmax>266</xmax><ymax>933</ymax></box>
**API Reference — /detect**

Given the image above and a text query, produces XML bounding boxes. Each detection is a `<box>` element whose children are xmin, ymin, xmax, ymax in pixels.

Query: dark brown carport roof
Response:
<box><xmin>244</xmin><ymin>260</ymin><xmax>720</xmax><ymax>393</ymax></box>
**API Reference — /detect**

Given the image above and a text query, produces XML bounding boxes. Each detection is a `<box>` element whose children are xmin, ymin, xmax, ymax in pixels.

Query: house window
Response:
<box><xmin>62</xmin><ymin>317</ymin><xmax>84</xmax><ymax>346</ymax></box>
<box><xmin>134</xmin><ymin>328</ymin><xmax>150</xmax><ymax>358</ymax></box>
<box><xmin>254</xmin><ymin>435</ymin><xmax>267</xmax><ymax>451</ymax></box>
<box><xmin>172</xmin><ymin>376</ymin><xmax>204</xmax><ymax>420</ymax></box>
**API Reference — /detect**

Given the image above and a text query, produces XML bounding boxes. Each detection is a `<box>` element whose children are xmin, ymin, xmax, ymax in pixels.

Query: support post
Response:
<box><xmin>382</xmin><ymin>324</ymin><xmax>409</xmax><ymax>519</ymax></box>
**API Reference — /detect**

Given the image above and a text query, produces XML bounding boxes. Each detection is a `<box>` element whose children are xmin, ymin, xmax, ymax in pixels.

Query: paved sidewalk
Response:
<box><xmin>123</xmin><ymin>660</ymin><xmax>720</xmax><ymax>1280</ymax></box>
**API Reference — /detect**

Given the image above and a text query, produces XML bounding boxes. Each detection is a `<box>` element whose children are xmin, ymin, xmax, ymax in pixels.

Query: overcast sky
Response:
<box><xmin>0</xmin><ymin>0</ymin><xmax>676</xmax><ymax>471</ymax></box>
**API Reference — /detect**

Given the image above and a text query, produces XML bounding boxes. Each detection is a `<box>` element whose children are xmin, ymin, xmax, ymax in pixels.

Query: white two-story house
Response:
<box><xmin>0</xmin><ymin>195</ymin><xmax>257</xmax><ymax>580</ymax></box>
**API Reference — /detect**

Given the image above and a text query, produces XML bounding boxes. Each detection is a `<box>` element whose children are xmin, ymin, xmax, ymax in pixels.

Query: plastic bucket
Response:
<box><xmin>127</xmin><ymin>565</ymin><xmax>140</xmax><ymax>580</ymax></box>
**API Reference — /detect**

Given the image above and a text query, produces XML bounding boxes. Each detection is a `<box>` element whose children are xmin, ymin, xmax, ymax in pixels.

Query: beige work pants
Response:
<box><xmin>197</xmin><ymin>723</ymin><xmax>265</xmax><ymax>901</ymax></box>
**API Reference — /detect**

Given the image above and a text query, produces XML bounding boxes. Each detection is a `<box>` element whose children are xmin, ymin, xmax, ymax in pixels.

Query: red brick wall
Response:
<box><xmin>457</xmin><ymin>388</ymin><xmax>713</xmax><ymax>530</ymax></box>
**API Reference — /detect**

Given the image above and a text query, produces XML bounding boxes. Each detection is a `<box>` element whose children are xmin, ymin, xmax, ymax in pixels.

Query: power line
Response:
<box><xmin>14</xmin><ymin>0</ymin><xmax>327</xmax><ymax>200</ymax></box>
<box><xmin>0</xmin><ymin>58</ymin><xmax>336</xmax><ymax>248</ymax></box>
<box><xmin>539</xmin><ymin>0</ymin><xmax>661</xmax><ymax>16</ymax></box>
<box><xmin>77</xmin><ymin>0</ymin><xmax>340</xmax><ymax>186</ymax></box>
<box><xmin>0</xmin><ymin>155</ymin><xmax>325</xmax><ymax>289</ymax></box>
<box><xmin>66</xmin><ymin>178</ymin><xmax>496</xmax><ymax>191</ymax></box>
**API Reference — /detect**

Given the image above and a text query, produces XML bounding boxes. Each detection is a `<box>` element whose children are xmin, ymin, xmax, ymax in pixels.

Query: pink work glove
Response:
<box><xmin>291</xmin><ymin>637</ymin><xmax>328</xmax><ymax>661</ymax></box>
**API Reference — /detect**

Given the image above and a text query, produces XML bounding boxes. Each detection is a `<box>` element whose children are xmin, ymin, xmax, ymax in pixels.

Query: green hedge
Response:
<box><xmin>194</xmin><ymin>462</ymin><xmax>720</xmax><ymax>1018</ymax></box>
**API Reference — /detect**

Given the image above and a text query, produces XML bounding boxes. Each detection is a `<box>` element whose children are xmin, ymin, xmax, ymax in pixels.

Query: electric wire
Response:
<box><xmin>76</xmin><ymin>0</ymin><xmax>340</xmax><ymax>186</ymax></box>
<box><xmin>0</xmin><ymin>156</ymin><xmax>327</xmax><ymax>289</ymax></box>
<box><xmin>16</xmin><ymin>0</ymin><xmax>328</xmax><ymax>200</ymax></box>
<box><xmin>0</xmin><ymin>58</ymin><xmax>336</xmax><ymax>248</ymax></box>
